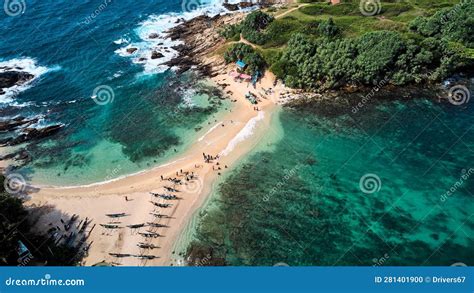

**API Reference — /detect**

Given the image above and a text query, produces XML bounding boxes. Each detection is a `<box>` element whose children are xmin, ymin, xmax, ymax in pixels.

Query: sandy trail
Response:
<box><xmin>26</xmin><ymin>70</ymin><xmax>283</xmax><ymax>266</ymax></box>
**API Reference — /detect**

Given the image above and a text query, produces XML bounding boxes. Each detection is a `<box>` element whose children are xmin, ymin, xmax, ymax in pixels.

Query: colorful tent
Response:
<box><xmin>240</xmin><ymin>74</ymin><xmax>252</xmax><ymax>80</ymax></box>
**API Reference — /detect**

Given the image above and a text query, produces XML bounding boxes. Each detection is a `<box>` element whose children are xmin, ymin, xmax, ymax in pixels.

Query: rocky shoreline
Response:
<box><xmin>164</xmin><ymin>12</ymin><xmax>246</xmax><ymax>77</ymax></box>
<box><xmin>161</xmin><ymin>2</ymin><xmax>470</xmax><ymax>110</ymax></box>
<box><xmin>0</xmin><ymin>116</ymin><xmax>64</xmax><ymax>170</ymax></box>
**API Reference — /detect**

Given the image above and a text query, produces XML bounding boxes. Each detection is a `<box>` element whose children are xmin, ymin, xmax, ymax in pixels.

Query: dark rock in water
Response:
<box><xmin>138</xmin><ymin>57</ymin><xmax>147</xmax><ymax>62</ymax></box>
<box><xmin>151</xmin><ymin>51</ymin><xmax>164</xmax><ymax>59</ymax></box>
<box><xmin>0</xmin><ymin>71</ymin><xmax>35</xmax><ymax>92</ymax></box>
<box><xmin>223</xmin><ymin>3</ymin><xmax>239</xmax><ymax>11</ymax></box>
<box><xmin>239</xmin><ymin>2</ymin><xmax>257</xmax><ymax>9</ymax></box>
<box><xmin>22</xmin><ymin>124</ymin><xmax>63</xmax><ymax>140</ymax></box>
<box><xmin>1</xmin><ymin>124</ymin><xmax>64</xmax><ymax>146</ymax></box>
<box><xmin>0</xmin><ymin>148</ymin><xmax>31</xmax><ymax>164</ymax></box>
<box><xmin>15</xmin><ymin>149</ymin><xmax>30</xmax><ymax>162</ymax></box>
<box><xmin>149</xmin><ymin>33</ymin><xmax>159</xmax><ymax>39</ymax></box>
<box><xmin>0</xmin><ymin>116</ymin><xmax>39</xmax><ymax>132</ymax></box>
<box><xmin>126</xmin><ymin>47</ymin><xmax>138</xmax><ymax>54</ymax></box>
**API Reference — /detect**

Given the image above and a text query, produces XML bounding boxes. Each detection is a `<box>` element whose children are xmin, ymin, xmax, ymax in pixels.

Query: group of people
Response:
<box><xmin>203</xmin><ymin>152</ymin><xmax>219</xmax><ymax>163</ymax></box>
<box><xmin>160</xmin><ymin>175</ymin><xmax>182</xmax><ymax>185</ymax></box>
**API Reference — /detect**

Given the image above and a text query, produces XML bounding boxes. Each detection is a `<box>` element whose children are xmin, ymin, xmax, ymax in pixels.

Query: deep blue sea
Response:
<box><xmin>0</xmin><ymin>0</ymin><xmax>233</xmax><ymax>185</ymax></box>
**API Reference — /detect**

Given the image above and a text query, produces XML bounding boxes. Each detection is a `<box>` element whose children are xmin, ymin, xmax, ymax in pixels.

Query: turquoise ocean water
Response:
<box><xmin>0</xmin><ymin>0</ymin><xmax>233</xmax><ymax>185</ymax></box>
<box><xmin>1</xmin><ymin>1</ymin><xmax>473</xmax><ymax>266</ymax></box>
<box><xmin>187</xmin><ymin>89</ymin><xmax>474</xmax><ymax>266</ymax></box>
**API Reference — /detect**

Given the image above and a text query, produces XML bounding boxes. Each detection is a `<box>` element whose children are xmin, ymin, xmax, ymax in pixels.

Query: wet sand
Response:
<box><xmin>26</xmin><ymin>70</ymin><xmax>284</xmax><ymax>266</ymax></box>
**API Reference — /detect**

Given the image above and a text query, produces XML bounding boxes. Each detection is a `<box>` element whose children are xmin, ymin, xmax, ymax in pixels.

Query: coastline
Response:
<box><xmin>25</xmin><ymin>64</ymin><xmax>284</xmax><ymax>266</ymax></box>
<box><xmin>19</xmin><ymin>5</ymin><xmax>301</xmax><ymax>266</ymax></box>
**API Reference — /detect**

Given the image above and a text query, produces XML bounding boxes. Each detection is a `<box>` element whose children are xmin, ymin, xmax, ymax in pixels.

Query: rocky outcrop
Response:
<box><xmin>126</xmin><ymin>47</ymin><xmax>138</xmax><ymax>54</ymax></box>
<box><xmin>164</xmin><ymin>13</ymin><xmax>246</xmax><ymax>76</ymax></box>
<box><xmin>223</xmin><ymin>3</ymin><xmax>239</xmax><ymax>11</ymax></box>
<box><xmin>0</xmin><ymin>124</ymin><xmax>64</xmax><ymax>146</ymax></box>
<box><xmin>151</xmin><ymin>51</ymin><xmax>164</xmax><ymax>59</ymax></box>
<box><xmin>0</xmin><ymin>148</ymin><xmax>31</xmax><ymax>164</ymax></box>
<box><xmin>0</xmin><ymin>71</ymin><xmax>35</xmax><ymax>94</ymax></box>
<box><xmin>0</xmin><ymin>116</ymin><xmax>39</xmax><ymax>132</ymax></box>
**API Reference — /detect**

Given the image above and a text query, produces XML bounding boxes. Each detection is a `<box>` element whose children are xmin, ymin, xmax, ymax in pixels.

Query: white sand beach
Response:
<box><xmin>26</xmin><ymin>70</ymin><xmax>285</xmax><ymax>266</ymax></box>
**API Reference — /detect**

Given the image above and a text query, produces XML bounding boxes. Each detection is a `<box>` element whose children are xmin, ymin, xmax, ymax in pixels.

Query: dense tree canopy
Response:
<box><xmin>274</xmin><ymin>30</ymin><xmax>463</xmax><ymax>90</ymax></box>
<box><xmin>409</xmin><ymin>1</ymin><xmax>474</xmax><ymax>48</ymax></box>
<box><xmin>0</xmin><ymin>177</ymin><xmax>28</xmax><ymax>265</ymax></box>
<box><xmin>0</xmin><ymin>175</ymin><xmax>79</xmax><ymax>266</ymax></box>
<box><xmin>240</xmin><ymin>11</ymin><xmax>274</xmax><ymax>45</ymax></box>
<box><xmin>220</xmin><ymin>1</ymin><xmax>472</xmax><ymax>91</ymax></box>
<box><xmin>224</xmin><ymin>43</ymin><xmax>266</xmax><ymax>73</ymax></box>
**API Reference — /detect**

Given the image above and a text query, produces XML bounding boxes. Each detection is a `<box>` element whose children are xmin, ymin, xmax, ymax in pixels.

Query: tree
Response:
<box><xmin>318</xmin><ymin>18</ymin><xmax>339</xmax><ymax>38</ymax></box>
<box><xmin>354</xmin><ymin>31</ymin><xmax>404</xmax><ymax>84</ymax></box>
<box><xmin>0</xmin><ymin>176</ymin><xmax>28</xmax><ymax>265</ymax></box>
<box><xmin>241</xmin><ymin>11</ymin><xmax>274</xmax><ymax>45</ymax></box>
<box><xmin>224</xmin><ymin>43</ymin><xmax>266</xmax><ymax>73</ymax></box>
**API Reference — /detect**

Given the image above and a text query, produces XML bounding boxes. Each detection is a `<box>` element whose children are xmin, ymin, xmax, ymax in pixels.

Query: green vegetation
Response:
<box><xmin>408</xmin><ymin>1</ymin><xmax>474</xmax><ymax>47</ymax></box>
<box><xmin>221</xmin><ymin>0</ymin><xmax>473</xmax><ymax>90</ymax></box>
<box><xmin>0</xmin><ymin>175</ymin><xmax>79</xmax><ymax>266</ymax></box>
<box><xmin>224</xmin><ymin>43</ymin><xmax>266</xmax><ymax>73</ymax></box>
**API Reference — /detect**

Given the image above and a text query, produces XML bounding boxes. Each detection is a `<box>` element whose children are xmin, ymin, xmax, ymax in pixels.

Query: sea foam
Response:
<box><xmin>114</xmin><ymin>0</ymin><xmax>253</xmax><ymax>75</ymax></box>
<box><xmin>0</xmin><ymin>57</ymin><xmax>59</xmax><ymax>103</ymax></box>
<box><xmin>220</xmin><ymin>111</ymin><xmax>265</xmax><ymax>157</ymax></box>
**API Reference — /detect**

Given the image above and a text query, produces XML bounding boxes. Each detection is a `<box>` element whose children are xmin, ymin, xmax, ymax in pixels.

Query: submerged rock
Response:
<box><xmin>149</xmin><ymin>33</ymin><xmax>159</xmax><ymax>39</ymax></box>
<box><xmin>1</xmin><ymin>124</ymin><xmax>64</xmax><ymax>146</ymax></box>
<box><xmin>0</xmin><ymin>116</ymin><xmax>39</xmax><ymax>132</ymax></box>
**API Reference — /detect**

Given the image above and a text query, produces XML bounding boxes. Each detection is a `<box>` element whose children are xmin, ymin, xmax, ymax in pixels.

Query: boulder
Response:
<box><xmin>223</xmin><ymin>3</ymin><xmax>239</xmax><ymax>11</ymax></box>
<box><xmin>126</xmin><ymin>47</ymin><xmax>138</xmax><ymax>54</ymax></box>
<box><xmin>151</xmin><ymin>51</ymin><xmax>164</xmax><ymax>59</ymax></box>
<box><xmin>0</xmin><ymin>71</ymin><xmax>34</xmax><ymax>92</ymax></box>
<box><xmin>0</xmin><ymin>116</ymin><xmax>39</xmax><ymax>132</ymax></box>
<box><xmin>149</xmin><ymin>33</ymin><xmax>159</xmax><ymax>39</ymax></box>
<box><xmin>4</xmin><ymin>124</ymin><xmax>64</xmax><ymax>146</ymax></box>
